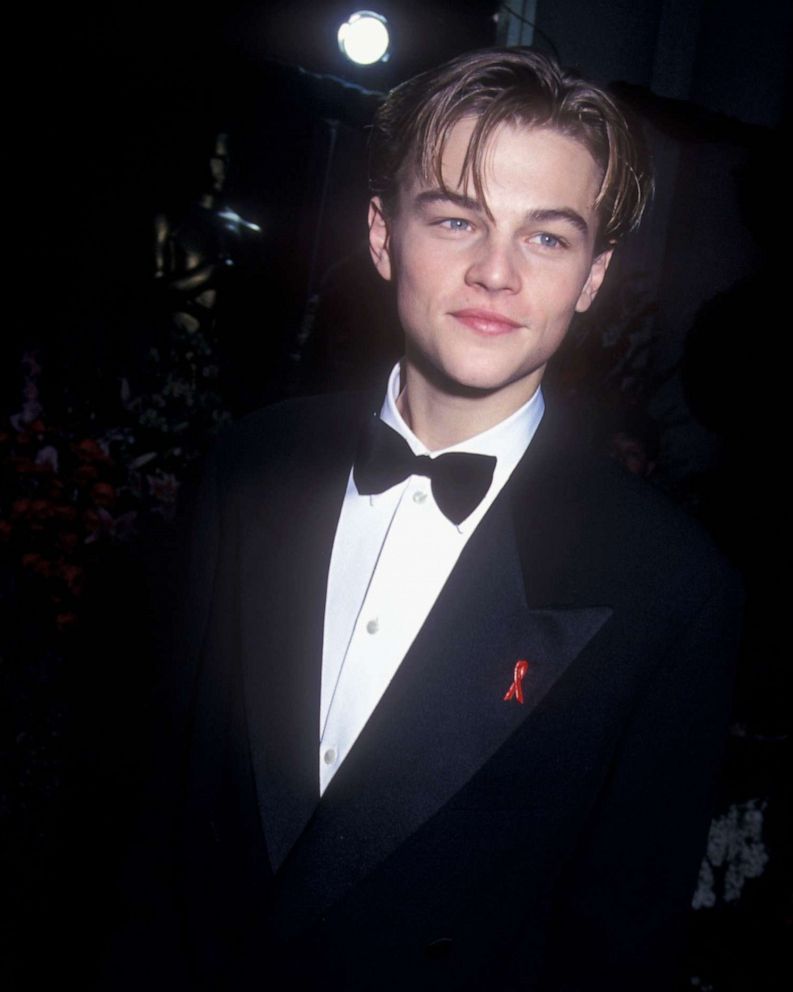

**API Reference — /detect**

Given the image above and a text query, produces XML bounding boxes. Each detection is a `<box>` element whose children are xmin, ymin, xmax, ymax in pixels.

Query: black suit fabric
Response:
<box><xmin>114</xmin><ymin>390</ymin><xmax>741</xmax><ymax>991</ymax></box>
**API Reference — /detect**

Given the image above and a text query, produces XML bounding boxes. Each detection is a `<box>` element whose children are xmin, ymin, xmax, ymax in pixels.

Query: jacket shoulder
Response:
<box><xmin>214</xmin><ymin>391</ymin><xmax>368</xmax><ymax>483</ymax></box>
<box><xmin>522</xmin><ymin>400</ymin><xmax>740</xmax><ymax>609</ymax></box>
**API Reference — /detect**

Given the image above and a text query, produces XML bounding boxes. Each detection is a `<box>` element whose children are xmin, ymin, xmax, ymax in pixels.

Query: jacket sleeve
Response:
<box><xmin>97</xmin><ymin>444</ymin><xmax>224</xmax><ymax>989</ymax></box>
<box><xmin>536</xmin><ymin>569</ymin><xmax>743</xmax><ymax>992</ymax></box>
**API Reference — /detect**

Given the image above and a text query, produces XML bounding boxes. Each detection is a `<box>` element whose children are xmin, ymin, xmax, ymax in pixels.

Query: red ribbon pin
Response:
<box><xmin>503</xmin><ymin>659</ymin><xmax>530</xmax><ymax>703</ymax></box>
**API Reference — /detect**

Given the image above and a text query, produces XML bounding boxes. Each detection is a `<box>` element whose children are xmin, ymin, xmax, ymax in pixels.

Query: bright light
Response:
<box><xmin>337</xmin><ymin>11</ymin><xmax>390</xmax><ymax>66</ymax></box>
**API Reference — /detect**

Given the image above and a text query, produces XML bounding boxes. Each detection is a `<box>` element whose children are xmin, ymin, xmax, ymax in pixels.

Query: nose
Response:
<box><xmin>464</xmin><ymin>235</ymin><xmax>521</xmax><ymax>294</ymax></box>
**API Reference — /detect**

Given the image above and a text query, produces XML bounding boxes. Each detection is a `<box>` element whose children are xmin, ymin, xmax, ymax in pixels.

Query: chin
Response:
<box><xmin>439</xmin><ymin>365</ymin><xmax>538</xmax><ymax>400</ymax></box>
<box><xmin>443</xmin><ymin>353</ymin><xmax>540</xmax><ymax>394</ymax></box>
<box><xmin>409</xmin><ymin>342</ymin><xmax>543</xmax><ymax>400</ymax></box>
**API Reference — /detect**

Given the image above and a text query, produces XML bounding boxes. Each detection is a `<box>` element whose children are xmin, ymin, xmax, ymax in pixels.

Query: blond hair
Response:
<box><xmin>370</xmin><ymin>48</ymin><xmax>653</xmax><ymax>252</ymax></box>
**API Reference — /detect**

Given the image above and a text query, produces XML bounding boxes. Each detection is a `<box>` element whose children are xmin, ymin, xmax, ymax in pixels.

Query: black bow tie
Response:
<box><xmin>353</xmin><ymin>415</ymin><xmax>497</xmax><ymax>525</ymax></box>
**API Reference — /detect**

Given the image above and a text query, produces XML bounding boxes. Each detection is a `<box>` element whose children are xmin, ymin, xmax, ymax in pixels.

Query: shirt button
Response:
<box><xmin>323</xmin><ymin>747</ymin><xmax>337</xmax><ymax>765</ymax></box>
<box><xmin>366</xmin><ymin>618</ymin><xmax>379</xmax><ymax>634</ymax></box>
<box><xmin>412</xmin><ymin>490</ymin><xmax>427</xmax><ymax>504</ymax></box>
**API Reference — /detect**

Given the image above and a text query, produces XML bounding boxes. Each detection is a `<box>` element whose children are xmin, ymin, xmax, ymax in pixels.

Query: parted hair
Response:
<box><xmin>369</xmin><ymin>47</ymin><xmax>653</xmax><ymax>252</ymax></box>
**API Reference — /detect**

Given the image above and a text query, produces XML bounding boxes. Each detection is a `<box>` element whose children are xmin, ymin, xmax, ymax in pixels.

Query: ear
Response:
<box><xmin>368</xmin><ymin>197</ymin><xmax>393</xmax><ymax>282</ymax></box>
<box><xmin>574</xmin><ymin>248</ymin><xmax>614</xmax><ymax>313</ymax></box>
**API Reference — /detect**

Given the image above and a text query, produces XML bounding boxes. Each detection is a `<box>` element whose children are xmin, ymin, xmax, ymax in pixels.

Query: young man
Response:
<box><xmin>123</xmin><ymin>49</ymin><xmax>741</xmax><ymax>992</ymax></box>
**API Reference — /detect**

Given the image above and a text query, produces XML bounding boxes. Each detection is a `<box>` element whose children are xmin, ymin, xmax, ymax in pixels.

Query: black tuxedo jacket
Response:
<box><xmin>116</xmin><ymin>390</ymin><xmax>741</xmax><ymax>991</ymax></box>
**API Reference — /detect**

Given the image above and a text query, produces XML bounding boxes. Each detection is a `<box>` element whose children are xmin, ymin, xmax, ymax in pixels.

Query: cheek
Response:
<box><xmin>397</xmin><ymin>229</ymin><xmax>459</xmax><ymax>279</ymax></box>
<box><xmin>395</xmin><ymin>250</ymin><xmax>447</xmax><ymax>308</ymax></box>
<box><xmin>531</xmin><ymin>271</ymin><xmax>590</xmax><ymax>324</ymax></box>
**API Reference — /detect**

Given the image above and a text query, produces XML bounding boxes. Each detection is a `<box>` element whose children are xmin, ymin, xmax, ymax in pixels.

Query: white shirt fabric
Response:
<box><xmin>318</xmin><ymin>364</ymin><xmax>545</xmax><ymax>794</ymax></box>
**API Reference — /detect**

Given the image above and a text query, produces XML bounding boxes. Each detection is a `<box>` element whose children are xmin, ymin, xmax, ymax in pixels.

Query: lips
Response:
<box><xmin>450</xmin><ymin>308</ymin><xmax>523</xmax><ymax>335</ymax></box>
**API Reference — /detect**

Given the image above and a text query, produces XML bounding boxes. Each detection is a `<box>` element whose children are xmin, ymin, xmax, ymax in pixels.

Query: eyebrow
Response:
<box><xmin>526</xmin><ymin>208</ymin><xmax>590</xmax><ymax>238</ymax></box>
<box><xmin>413</xmin><ymin>190</ymin><xmax>590</xmax><ymax>238</ymax></box>
<box><xmin>413</xmin><ymin>189</ymin><xmax>482</xmax><ymax>213</ymax></box>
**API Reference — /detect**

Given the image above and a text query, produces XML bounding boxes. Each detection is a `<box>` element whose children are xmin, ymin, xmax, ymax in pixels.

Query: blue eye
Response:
<box><xmin>534</xmin><ymin>232</ymin><xmax>564</xmax><ymax>249</ymax></box>
<box><xmin>439</xmin><ymin>218</ymin><xmax>471</xmax><ymax>231</ymax></box>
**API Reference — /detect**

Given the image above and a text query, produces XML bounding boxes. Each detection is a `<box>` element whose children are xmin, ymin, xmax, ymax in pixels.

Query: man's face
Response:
<box><xmin>368</xmin><ymin>120</ymin><xmax>612</xmax><ymax>410</ymax></box>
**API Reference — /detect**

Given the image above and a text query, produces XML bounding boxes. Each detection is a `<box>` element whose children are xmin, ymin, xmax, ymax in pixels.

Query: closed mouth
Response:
<box><xmin>450</xmin><ymin>309</ymin><xmax>523</xmax><ymax>334</ymax></box>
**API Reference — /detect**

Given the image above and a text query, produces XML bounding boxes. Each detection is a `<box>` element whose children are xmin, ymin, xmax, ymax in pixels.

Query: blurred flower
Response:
<box><xmin>57</xmin><ymin>532</ymin><xmax>80</xmax><ymax>554</ymax></box>
<box><xmin>11</xmin><ymin>498</ymin><xmax>31</xmax><ymax>518</ymax></box>
<box><xmin>147</xmin><ymin>471</ymin><xmax>179</xmax><ymax>505</ymax></box>
<box><xmin>52</xmin><ymin>505</ymin><xmax>78</xmax><ymax>523</ymax></box>
<box><xmin>129</xmin><ymin>451</ymin><xmax>157</xmax><ymax>470</ymax></box>
<box><xmin>91</xmin><ymin>482</ymin><xmax>117</xmax><ymax>508</ymax></box>
<box><xmin>10</xmin><ymin>457</ymin><xmax>42</xmax><ymax>475</ymax></box>
<box><xmin>3</xmin><ymin>334</ymin><xmax>227</xmax><ymax>634</ymax></box>
<box><xmin>82</xmin><ymin>509</ymin><xmax>101</xmax><ymax>534</ymax></box>
<box><xmin>84</xmin><ymin>508</ymin><xmax>138</xmax><ymax>544</ymax></box>
<box><xmin>21</xmin><ymin>553</ymin><xmax>53</xmax><ymax>578</ymax></box>
<box><xmin>55</xmin><ymin>611</ymin><xmax>78</xmax><ymax>632</ymax></box>
<box><xmin>59</xmin><ymin>563</ymin><xmax>84</xmax><ymax>596</ymax></box>
<box><xmin>73</xmin><ymin>439</ymin><xmax>109</xmax><ymax>463</ymax></box>
<box><xmin>21</xmin><ymin>352</ymin><xmax>42</xmax><ymax>377</ymax></box>
<box><xmin>35</xmin><ymin>446</ymin><xmax>59</xmax><ymax>473</ymax></box>
<box><xmin>29</xmin><ymin>499</ymin><xmax>56</xmax><ymax>529</ymax></box>
<box><xmin>10</xmin><ymin>402</ymin><xmax>43</xmax><ymax>433</ymax></box>
<box><xmin>75</xmin><ymin>463</ymin><xmax>100</xmax><ymax>485</ymax></box>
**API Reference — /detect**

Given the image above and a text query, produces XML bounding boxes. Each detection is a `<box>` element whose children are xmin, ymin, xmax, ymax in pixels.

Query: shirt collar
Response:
<box><xmin>379</xmin><ymin>361</ymin><xmax>545</xmax><ymax>478</ymax></box>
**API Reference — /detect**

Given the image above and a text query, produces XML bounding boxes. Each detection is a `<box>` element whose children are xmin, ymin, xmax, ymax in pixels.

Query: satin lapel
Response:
<box><xmin>272</xmin><ymin>447</ymin><xmax>612</xmax><ymax>936</ymax></box>
<box><xmin>237</xmin><ymin>402</ymin><xmax>362</xmax><ymax>873</ymax></box>
<box><xmin>507</xmin><ymin>395</ymin><xmax>601</xmax><ymax>608</ymax></box>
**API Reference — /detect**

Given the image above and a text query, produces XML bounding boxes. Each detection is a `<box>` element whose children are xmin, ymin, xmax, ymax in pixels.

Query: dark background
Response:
<box><xmin>2</xmin><ymin>2</ymin><xmax>791</xmax><ymax>989</ymax></box>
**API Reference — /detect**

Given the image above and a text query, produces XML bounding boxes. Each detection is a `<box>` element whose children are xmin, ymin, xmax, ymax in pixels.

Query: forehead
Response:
<box><xmin>401</xmin><ymin>119</ymin><xmax>604</xmax><ymax>217</ymax></box>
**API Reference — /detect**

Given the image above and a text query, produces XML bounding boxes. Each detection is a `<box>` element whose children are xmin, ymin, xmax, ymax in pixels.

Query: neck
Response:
<box><xmin>396</xmin><ymin>360</ymin><xmax>542</xmax><ymax>450</ymax></box>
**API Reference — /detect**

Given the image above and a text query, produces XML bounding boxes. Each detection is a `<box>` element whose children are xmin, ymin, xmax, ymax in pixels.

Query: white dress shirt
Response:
<box><xmin>318</xmin><ymin>364</ymin><xmax>545</xmax><ymax>793</ymax></box>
